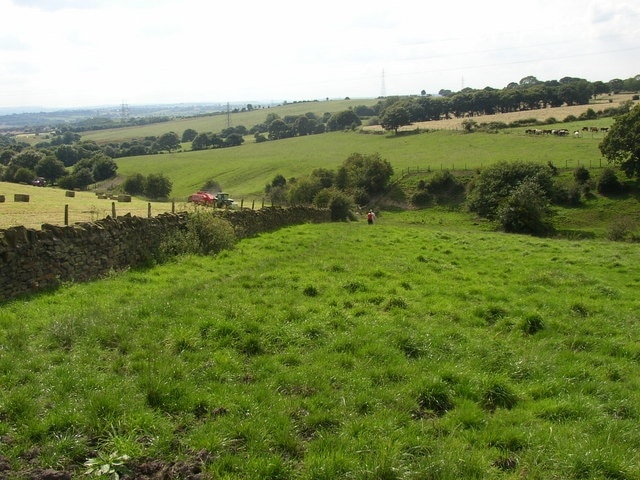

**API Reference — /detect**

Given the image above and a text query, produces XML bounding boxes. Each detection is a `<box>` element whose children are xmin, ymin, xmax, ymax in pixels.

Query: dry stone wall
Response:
<box><xmin>0</xmin><ymin>206</ymin><xmax>330</xmax><ymax>302</ymax></box>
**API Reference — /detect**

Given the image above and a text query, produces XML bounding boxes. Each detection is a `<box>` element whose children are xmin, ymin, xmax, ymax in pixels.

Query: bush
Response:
<box><xmin>145</xmin><ymin>173</ymin><xmax>172</xmax><ymax>199</ymax></box>
<box><xmin>14</xmin><ymin>167</ymin><xmax>35</xmax><ymax>184</ymax></box>
<box><xmin>573</xmin><ymin>166</ymin><xmax>590</xmax><ymax>184</ymax></box>
<box><xmin>123</xmin><ymin>173</ymin><xmax>145</xmax><ymax>195</ymax></box>
<box><xmin>159</xmin><ymin>212</ymin><xmax>237</xmax><ymax>260</ymax></box>
<box><xmin>497</xmin><ymin>178</ymin><xmax>554</xmax><ymax>236</ymax></box>
<box><xmin>411</xmin><ymin>189</ymin><xmax>433</xmax><ymax>207</ymax></box>
<box><xmin>467</xmin><ymin>161</ymin><xmax>554</xmax><ymax>220</ymax></box>
<box><xmin>327</xmin><ymin>191</ymin><xmax>356</xmax><ymax>221</ymax></box>
<box><xmin>607</xmin><ymin>217</ymin><xmax>638</xmax><ymax>242</ymax></box>
<box><xmin>596</xmin><ymin>168</ymin><xmax>624</xmax><ymax>195</ymax></box>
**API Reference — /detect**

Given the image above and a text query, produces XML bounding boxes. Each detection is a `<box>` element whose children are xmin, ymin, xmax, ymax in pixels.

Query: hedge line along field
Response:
<box><xmin>115</xmin><ymin>127</ymin><xmax>612</xmax><ymax>199</ymax></box>
<box><xmin>1</xmin><ymin>210</ymin><xmax>639</xmax><ymax>479</ymax></box>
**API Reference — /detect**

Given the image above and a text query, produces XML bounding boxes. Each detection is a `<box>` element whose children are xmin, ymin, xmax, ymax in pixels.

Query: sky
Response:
<box><xmin>1</xmin><ymin>0</ymin><xmax>639</xmax><ymax>110</ymax></box>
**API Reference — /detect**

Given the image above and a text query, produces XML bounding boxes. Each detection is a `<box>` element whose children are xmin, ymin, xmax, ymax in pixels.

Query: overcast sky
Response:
<box><xmin>1</xmin><ymin>0</ymin><xmax>638</xmax><ymax>110</ymax></box>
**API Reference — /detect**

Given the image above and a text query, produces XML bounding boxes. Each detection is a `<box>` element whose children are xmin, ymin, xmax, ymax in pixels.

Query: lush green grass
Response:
<box><xmin>1</xmin><ymin>210</ymin><xmax>639</xmax><ymax>478</ymax></box>
<box><xmin>115</xmin><ymin>129</ymin><xmax>609</xmax><ymax>200</ymax></box>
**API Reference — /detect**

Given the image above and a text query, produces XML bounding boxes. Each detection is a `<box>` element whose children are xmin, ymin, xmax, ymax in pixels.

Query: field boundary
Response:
<box><xmin>0</xmin><ymin>206</ymin><xmax>330</xmax><ymax>302</ymax></box>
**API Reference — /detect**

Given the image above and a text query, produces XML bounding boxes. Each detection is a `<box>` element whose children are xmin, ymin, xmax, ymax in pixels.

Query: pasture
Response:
<box><xmin>114</xmin><ymin>128</ymin><xmax>612</xmax><ymax>200</ymax></box>
<box><xmin>79</xmin><ymin>98</ymin><xmax>378</xmax><ymax>144</ymax></box>
<box><xmin>1</xmin><ymin>211</ymin><xmax>639</xmax><ymax>479</ymax></box>
<box><xmin>0</xmin><ymin>182</ymin><xmax>179</xmax><ymax>229</ymax></box>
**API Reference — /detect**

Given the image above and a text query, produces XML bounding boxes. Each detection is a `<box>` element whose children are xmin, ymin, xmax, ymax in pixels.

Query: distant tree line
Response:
<box><xmin>374</xmin><ymin>75</ymin><xmax>640</xmax><ymax>133</ymax></box>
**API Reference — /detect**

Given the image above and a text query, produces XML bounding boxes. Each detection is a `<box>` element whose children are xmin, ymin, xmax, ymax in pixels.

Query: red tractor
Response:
<box><xmin>187</xmin><ymin>191</ymin><xmax>215</xmax><ymax>205</ymax></box>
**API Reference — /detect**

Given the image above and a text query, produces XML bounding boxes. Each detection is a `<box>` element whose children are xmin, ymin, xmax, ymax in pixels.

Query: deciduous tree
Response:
<box><xmin>599</xmin><ymin>104</ymin><xmax>640</xmax><ymax>179</ymax></box>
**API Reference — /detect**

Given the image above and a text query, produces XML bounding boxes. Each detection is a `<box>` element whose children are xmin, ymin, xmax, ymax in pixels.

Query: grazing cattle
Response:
<box><xmin>574</xmin><ymin>131</ymin><xmax>580</xmax><ymax>137</ymax></box>
<box><xmin>600</xmin><ymin>127</ymin><xmax>609</xmax><ymax>132</ymax></box>
<box><xmin>582</xmin><ymin>126</ymin><xmax>590</xmax><ymax>131</ymax></box>
<box><xmin>590</xmin><ymin>127</ymin><xmax>599</xmax><ymax>133</ymax></box>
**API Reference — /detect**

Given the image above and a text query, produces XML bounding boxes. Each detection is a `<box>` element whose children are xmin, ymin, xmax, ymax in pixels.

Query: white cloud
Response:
<box><xmin>1</xmin><ymin>0</ymin><xmax>638</xmax><ymax>109</ymax></box>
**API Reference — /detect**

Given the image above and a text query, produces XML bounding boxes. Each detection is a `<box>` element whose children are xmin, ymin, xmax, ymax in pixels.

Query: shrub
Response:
<box><xmin>328</xmin><ymin>191</ymin><xmax>356</xmax><ymax>221</ymax></box>
<box><xmin>123</xmin><ymin>173</ymin><xmax>146</xmax><ymax>195</ymax></box>
<box><xmin>596</xmin><ymin>168</ymin><xmax>624</xmax><ymax>195</ymax></box>
<box><xmin>14</xmin><ymin>167</ymin><xmax>35</xmax><ymax>184</ymax></box>
<box><xmin>411</xmin><ymin>189</ymin><xmax>433</xmax><ymax>207</ymax></box>
<box><xmin>144</xmin><ymin>173</ymin><xmax>172</xmax><ymax>199</ymax></box>
<box><xmin>497</xmin><ymin>178</ymin><xmax>554</xmax><ymax>236</ymax></box>
<box><xmin>573</xmin><ymin>166</ymin><xmax>590</xmax><ymax>184</ymax></box>
<box><xmin>158</xmin><ymin>212</ymin><xmax>237</xmax><ymax>260</ymax></box>
<box><xmin>467</xmin><ymin>161</ymin><xmax>554</xmax><ymax>220</ymax></box>
<box><xmin>607</xmin><ymin>217</ymin><xmax>637</xmax><ymax>242</ymax></box>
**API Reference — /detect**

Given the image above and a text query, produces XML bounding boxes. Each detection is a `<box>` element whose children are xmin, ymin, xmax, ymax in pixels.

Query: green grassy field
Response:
<box><xmin>1</xmin><ymin>210</ymin><xmax>639</xmax><ymax>479</ymax></box>
<box><xmin>115</xmin><ymin>128</ymin><xmax>611</xmax><ymax>200</ymax></box>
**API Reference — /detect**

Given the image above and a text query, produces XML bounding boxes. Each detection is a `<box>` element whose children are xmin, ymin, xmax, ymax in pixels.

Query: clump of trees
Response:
<box><xmin>123</xmin><ymin>172</ymin><xmax>173</xmax><ymax>199</ymax></box>
<box><xmin>265</xmin><ymin>152</ymin><xmax>394</xmax><ymax>220</ymax></box>
<box><xmin>0</xmin><ymin>144</ymin><xmax>118</xmax><ymax>190</ymax></box>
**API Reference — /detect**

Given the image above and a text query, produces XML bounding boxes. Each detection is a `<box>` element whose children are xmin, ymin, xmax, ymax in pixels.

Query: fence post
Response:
<box><xmin>172</xmin><ymin>201</ymin><xmax>175</xmax><ymax>213</ymax></box>
<box><xmin>240</xmin><ymin>198</ymin><xmax>244</xmax><ymax>209</ymax></box>
<box><xmin>262</xmin><ymin>198</ymin><xmax>265</xmax><ymax>208</ymax></box>
<box><xmin>252</xmin><ymin>199</ymin><xmax>255</xmax><ymax>210</ymax></box>
<box><xmin>148</xmin><ymin>202</ymin><xmax>151</xmax><ymax>218</ymax></box>
<box><xmin>112</xmin><ymin>202</ymin><xmax>116</xmax><ymax>218</ymax></box>
<box><xmin>64</xmin><ymin>204</ymin><xmax>69</xmax><ymax>226</ymax></box>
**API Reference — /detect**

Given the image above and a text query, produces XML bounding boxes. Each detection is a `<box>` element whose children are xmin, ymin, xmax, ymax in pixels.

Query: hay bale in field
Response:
<box><xmin>0</xmin><ymin>194</ymin><xmax>5</xmax><ymax>203</ymax></box>
<box><xmin>65</xmin><ymin>191</ymin><xmax>76</xmax><ymax>198</ymax></box>
<box><xmin>118</xmin><ymin>195</ymin><xmax>132</xmax><ymax>203</ymax></box>
<box><xmin>14</xmin><ymin>194</ymin><xmax>30</xmax><ymax>202</ymax></box>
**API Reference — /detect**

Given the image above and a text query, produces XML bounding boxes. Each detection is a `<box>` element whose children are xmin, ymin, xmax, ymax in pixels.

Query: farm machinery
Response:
<box><xmin>187</xmin><ymin>191</ymin><xmax>235</xmax><ymax>208</ymax></box>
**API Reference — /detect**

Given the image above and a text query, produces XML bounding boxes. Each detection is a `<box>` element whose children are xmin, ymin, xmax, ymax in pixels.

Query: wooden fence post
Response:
<box><xmin>172</xmin><ymin>201</ymin><xmax>175</xmax><ymax>213</ymax></box>
<box><xmin>252</xmin><ymin>200</ymin><xmax>255</xmax><ymax>210</ymax></box>
<box><xmin>148</xmin><ymin>202</ymin><xmax>151</xmax><ymax>218</ymax></box>
<box><xmin>112</xmin><ymin>202</ymin><xmax>116</xmax><ymax>218</ymax></box>
<box><xmin>64</xmin><ymin>204</ymin><xmax>69</xmax><ymax>226</ymax></box>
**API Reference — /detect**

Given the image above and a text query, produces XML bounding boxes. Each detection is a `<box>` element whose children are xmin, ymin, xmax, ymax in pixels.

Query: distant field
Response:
<box><xmin>4</xmin><ymin>94</ymin><xmax>636</xmax><ymax>229</ymax></box>
<box><xmin>78</xmin><ymin>98</ymin><xmax>379</xmax><ymax>144</ymax></box>
<box><xmin>114</xmin><ymin>127</ymin><xmax>611</xmax><ymax>199</ymax></box>
<box><xmin>0</xmin><ymin>182</ymin><xmax>181</xmax><ymax>230</ymax></box>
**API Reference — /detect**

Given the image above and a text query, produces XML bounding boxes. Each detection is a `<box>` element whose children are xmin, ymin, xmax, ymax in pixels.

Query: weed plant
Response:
<box><xmin>1</xmin><ymin>210</ymin><xmax>639</xmax><ymax>478</ymax></box>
